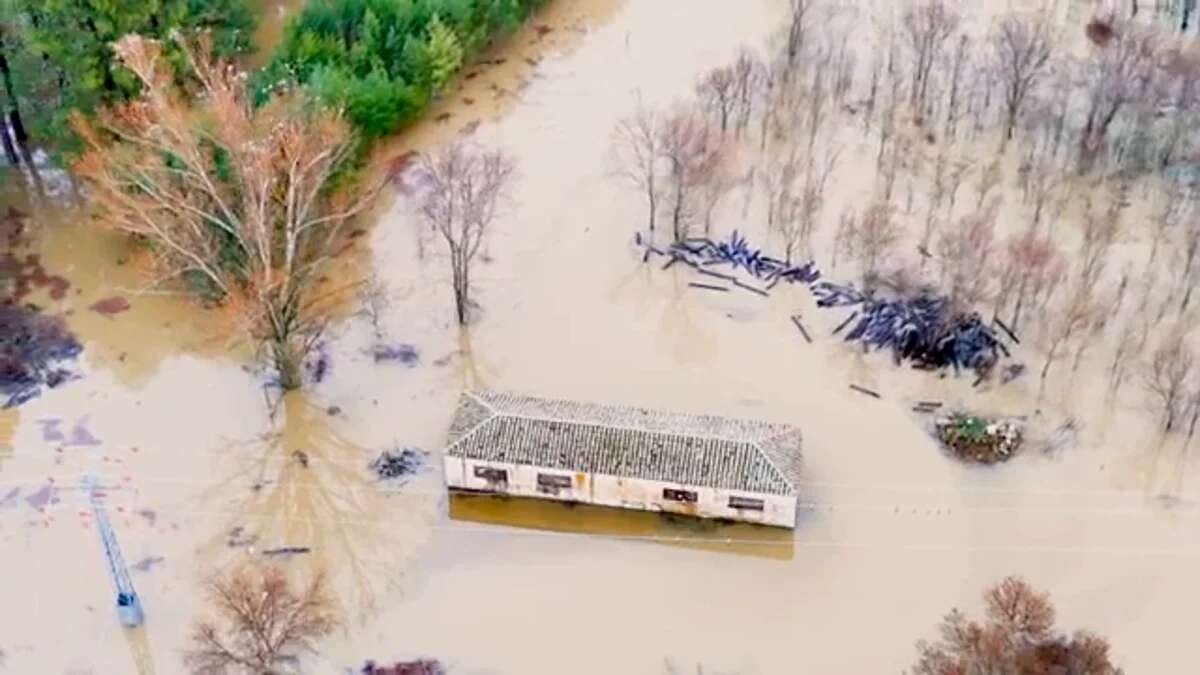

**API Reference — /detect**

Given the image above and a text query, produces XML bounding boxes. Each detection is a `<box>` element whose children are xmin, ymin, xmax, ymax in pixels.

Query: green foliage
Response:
<box><xmin>264</xmin><ymin>0</ymin><xmax>547</xmax><ymax>142</ymax></box>
<box><xmin>0</xmin><ymin>0</ymin><xmax>255</xmax><ymax>153</ymax></box>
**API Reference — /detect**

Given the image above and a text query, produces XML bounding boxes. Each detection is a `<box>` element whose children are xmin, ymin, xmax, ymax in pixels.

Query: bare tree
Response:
<box><xmin>784</xmin><ymin>0</ymin><xmax>816</xmax><ymax>69</ymax></box>
<box><xmin>794</xmin><ymin>146</ymin><xmax>840</xmax><ymax>260</ymax></box>
<box><xmin>1078</xmin><ymin>20</ymin><xmax>1159</xmax><ymax>170</ymax></box>
<box><xmin>186</xmin><ymin>566</ymin><xmax>338</xmax><ymax>674</ymax></box>
<box><xmin>974</xmin><ymin>160</ymin><xmax>1003</xmax><ymax>209</ymax></box>
<box><xmin>731</xmin><ymin>48</ymin><xmax>765</xmax><ymax>135</ymax></box>
<box><xmin>1078</xmin><ymin>202</ymin><xmax>1122</xmax><ymax>287</ymax></box>
<box><xmin>937</xmin><ymin>203</ymin><xmax>998</xmax><ymax>311</ymax></box>
<box><xmin>1110</xmin><ymin>319</ymin><xmax>1144</xmax><ymax>395</ymax></box>
<box><xmin>1039</xmin><ymin>281</ymin><xmax>1097</xmax><ymax>399</ymax></box>
<box><xmin>659</xmin><ymin>108</ymin><xmax>725</xmax><ymax>242</ymax></box>
<box><xmin>902</xmin><ymin>0</ymin><xmax>961</xmax><ymax>117</ymax></box>
<box><xmin>943</xmin><ymin>34</ymin><xmax>970</xmax><ymax>140</ymax></box>
<box><xmin>697</xmin><ymin>148</ymin><xmax>740</xmax><ymax>236</ymax></box>
<box><xmin>415</xmin><ymin>141</ymin><xmax>516</xmax><ymax>325</ymax></box>
<box><xmin>991</xmin><ymin>13</ymin><xmax>1055</xmax><ymax>142</ymax></box>
<box><xmin>1002</xmin><ymin>232</ymin><xmax>1065</xmax><ymax>333</ymax></box>
<box><xmin>913</xmin><ymin>576</ymin><xmax>1120</xmax><ymax>675</ymax></box>
<box><xmin>1143</xmin><ymin>327</ymin><xmax>1195</xmax><ymax>433</ymax></box>
<box><xmin>612</xmin><ymin>106</ymin><xmax>663</xmax><ymax>234</ymax></box>
<box><xmin>72</xmin><ymin>33</ymin><xmax>378</xmax><ymax>390</ymax></box>
<box><xmin>696</xmin><ymin>65</ymin><xmax>737</xmax><ymax>134</ymax></box>
<box><xmin>846</xmin><ymin>201</ymin><xmax>902</xmax><ymax>292</ymax></box>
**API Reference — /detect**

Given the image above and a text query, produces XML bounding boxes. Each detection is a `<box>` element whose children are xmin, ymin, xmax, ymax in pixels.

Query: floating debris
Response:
<box><xmin>88</xmin><ymin>296</ymin><xmax>131</xmax><ymax>317</ymax></box>
<box><xmin>372</xmin><ymin>343</ymin><xmax>419</xmax><ymax>366</ymax></box>
<box><xmin>790</xmin><ymin>315</ymin><xmax>812</xmax><ymax>343</ymax></box>
<box><xmin>370</xmin><ymin>448</ymin><xmax>426</xmax><ymax>481</ymax></box>
<box><xmin>130</xmin><ymin>556</ymin><xmax>165</xmax><ymax>572</ymax></box>
<box><xmin>305</xmin><ymin>342</ymin><xmax>331</xmax><ymax>384</ymax></box>
<box><xmin>935</xmin><ymin>413</ymin><xmax>1023</xmax><ymax>464</ymax></box>
<box><xmin>849</xmin><ymin>384</ymin><xmax>881</xmax><ymax>399</ymax></box>
<box><xmin>361</xmin><ymin>659</ymin><xmax>446</xmax><ymax>675</ymax></box>
<box><xmin>0</xmin><ymin>305</ymin><xmax>82</xmax><ymax>408</ymax></box>
<box><xmin>261</xmin><ymin>547</ymin><xmax>310</xmax><ymax>557</ymax></box>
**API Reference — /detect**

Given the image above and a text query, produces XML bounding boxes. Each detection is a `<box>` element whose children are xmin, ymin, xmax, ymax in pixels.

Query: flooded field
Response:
<box><xmin>3</xmin><ymin>0</ymin><xmax>1200</xmax><ymax>673</ymax></box>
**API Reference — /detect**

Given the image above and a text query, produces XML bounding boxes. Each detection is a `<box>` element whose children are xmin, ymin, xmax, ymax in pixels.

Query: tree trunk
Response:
<box><xmin>647</xmin><ymin>184</ymin><xmax>657</xmax><ymax>234</ymax></box>
<box><xmin>0</xmin><ymin>115</ymin><xmax>17</xmax><ymax>165</ymax></box>
<box><xmin>274</xmin><ymin>340</ymin><xmax>303</xmax><ymax>391</ymax></box>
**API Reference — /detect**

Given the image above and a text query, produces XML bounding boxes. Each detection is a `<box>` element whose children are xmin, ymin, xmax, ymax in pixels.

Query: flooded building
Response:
<box><xmin>443</xmin><ymin>390</ymin><xmax>802</xmax><ymax>528</ymax></box>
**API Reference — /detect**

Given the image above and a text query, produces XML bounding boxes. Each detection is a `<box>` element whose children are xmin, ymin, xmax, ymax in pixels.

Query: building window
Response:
<box><xmin>728</xmin><ymin>495</ymin><xmax>764</xmax><ymax>511</ymax></box>
<box><xmin>662</xmin><ymin>488</ymin><xmax>698</xmax><ymax>503</ymax></box>
<box><xmin>537</xmin><ymin>473</ymin><xmax>573</xmax><ymax>489</ymax></box>
<box><xmin>473</xmin><ymin>466</ymin><xmax>507</xmax><ymax>482</ymax></box>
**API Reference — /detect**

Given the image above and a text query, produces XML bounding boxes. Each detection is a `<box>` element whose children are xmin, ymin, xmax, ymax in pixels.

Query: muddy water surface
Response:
<box><xmin>2</xmin><ymin>0</ymin><xmax>1199</xmax><ymax>673</ymax></box>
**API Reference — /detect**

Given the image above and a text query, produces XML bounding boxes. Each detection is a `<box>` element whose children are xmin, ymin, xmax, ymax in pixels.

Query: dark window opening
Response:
<box><xmin>662</xmin><ymin>488</ymin><xmax>698</xmax><ymax>503</ymax></box>
<box><xmin>728</xmin><ymin>495</ymin><xmax>764</xmax><ymax>511</ymax></box>
<box><xmin>537</xmin><ymin>473</ymin><xmax>573</xmax><ymax>489</ymax></box>
<box><xmin>473</xmin><ymin>466</ymin><xmax>507</xmax><ymax>482</ymax></box>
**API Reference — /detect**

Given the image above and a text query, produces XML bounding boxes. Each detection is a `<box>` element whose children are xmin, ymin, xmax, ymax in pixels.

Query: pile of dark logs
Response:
<box><xmin>840</xmin><ymin>295</ymin><xmax>1009</xmax><ymax>375</ymax></box>
<box><xmin>637</xmin><ymin>231</ymin><xmax>820</xmax><ymax>296</ymax></box>
<box><xmin>637</xmin><ymin>233</ymin><xmax>1016</xmax><ymax>377</ymax></box>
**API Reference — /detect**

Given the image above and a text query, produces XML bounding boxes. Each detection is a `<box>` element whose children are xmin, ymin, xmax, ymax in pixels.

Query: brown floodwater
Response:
<box><xmin>3</xmin><ymin>0</ymin><xmax>1200</xmax><ymax>673</ymax></box>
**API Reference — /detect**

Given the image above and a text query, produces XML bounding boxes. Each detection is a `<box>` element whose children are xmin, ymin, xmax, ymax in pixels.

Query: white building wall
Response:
<box><xmin>446</xmin><ymin>457</ymin><xmax>796</xmax><ymax>528</ymax></box>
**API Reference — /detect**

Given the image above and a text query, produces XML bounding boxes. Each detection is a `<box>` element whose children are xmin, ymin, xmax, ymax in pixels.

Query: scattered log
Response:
<box><xmin>689</xmin><ymin>282</ymin><xmax>729</xmax><ymax>292</ymax></box>
<box><xmin>790</xmin><ymin>315</ymin><xmax>812</xmax><ymax>343</ymax></box>
<box><xmin>916</xmin><ymin>400</ymin><xmax>943</xmax><ymax>409</ymax></box>
<box><xmin>732</xmin><ymin>279</ymin><xmax>769</xmax><ymax>297</ymax></box>
<box><xmin>849</xmin><ymin>384</ymin><xmax>881</xmax><ymax>399</ymax></box>
<box><xmin>698</xmin><ymin>268</ymin><xmax>737</xmax><ymax>282</ymax></box>
<box><xmin>993</xmin><ymin>316</ymin><xmax>1020</xmax><ymax>344</ymax></box>
<box><xmin>662</xmin><ymin>256</ymin><xmax>679</xmax><ymax>271</ymax></box>
<box><xmin>832</xmin><ymin>311</ymin><xmax>858</xmax><ymax>336</ymax></box>
<box><xmin>261</xmin><ymin>546</ymin><xmax>310</xmax><ymax>556</ymax></box>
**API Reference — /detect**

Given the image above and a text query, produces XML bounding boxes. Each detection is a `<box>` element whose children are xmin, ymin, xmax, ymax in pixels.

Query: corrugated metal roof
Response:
<box><xmin>445</xmin><ymin>391</ymin><xmax>802</xmax><ymax>495</ymax></box>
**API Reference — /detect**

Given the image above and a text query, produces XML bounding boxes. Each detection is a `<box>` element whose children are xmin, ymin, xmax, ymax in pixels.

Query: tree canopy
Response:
<box><xmin>260</xmin><ymin>0</ymin><xmax>545</xmax><ymax>140</ymax></box>
<box><xmin>0</xmin><ymin>0</ymin><xmax>254</xmax><ymax>152</ymax></box>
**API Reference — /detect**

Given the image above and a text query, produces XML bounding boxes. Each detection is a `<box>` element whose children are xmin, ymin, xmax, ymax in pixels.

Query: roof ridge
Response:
<box><xmin>472</xmin><ymin>389</ymin><xmax>797</xmax><ymax>443</ymax></box>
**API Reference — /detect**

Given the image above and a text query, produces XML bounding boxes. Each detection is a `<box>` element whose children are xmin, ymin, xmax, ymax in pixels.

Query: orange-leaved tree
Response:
<box><xmin>72</xmin><ymin>32</ymin><xmax>379</xmax><ymax>389</ymax></box>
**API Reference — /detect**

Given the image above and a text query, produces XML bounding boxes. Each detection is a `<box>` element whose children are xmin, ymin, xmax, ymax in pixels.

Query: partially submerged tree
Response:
<box><xmin>186</xmin><ymin>565</ymin><xmax>338</xmax><ymax>674</ymax></box>
<box><xmin>72</xmin><ymin>33</ymin><xmax>379</xmax><ymax>389</ymax></box>
<box><xmin>937</xmin><ymin>204</ymin><xmax>997</xmax><ymax>311</ymax></box>
<box><xmin>913</xmin><ymin>576</ymin><xmax>1120</xmax><ymax>675</ymax></box>
<box><xmin>1143</xmin><ymin>326</ymin><xmax>1195</xmax><ymax>433</ymax></box>
<box><xmin>845</xmin><ymin>201</ymin><xmax>901</xmax><ymax>292</ymax></box>
<box><xmin>658</xmin><ymin>108</ymin><xmax>725</xmax><ymax>242</ymax></box>
<box><xmin>696</xmin><ymin>64</ymin><xmax>737</xmax><ymax>133</ymax></box>
<box><xmin>902</xmin><ymin>0</ymin><xmax>961</xmax><ymax>117</ymax></box>
<box><xmin>1078</xmin><ymin>20</ymin><xmax>1159</xmax><ymax>169</ymax></box>
<box><xmin>612</xmin><ymin>105</ymin><xmax>663</xmax><ymax>235</ymax></box>
<box><xmin>415</xmin><ymin>141</ymin><xmax>515</xmax><ymax>325</ymax></box>
<box><xmin>991</xmin><ymin>12</ymin><xmax>1054</xmax><ymax>141</ymax></box>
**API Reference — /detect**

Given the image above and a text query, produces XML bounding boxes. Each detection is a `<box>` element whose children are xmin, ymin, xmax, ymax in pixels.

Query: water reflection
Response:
<box><xmin>448</xmin><ymin>492</ymin><xmax>795</xmax><ymax>561</ymax></box>
<box><xmin>209</xmin><ymin>392</ymin><xmax>403</xmax><ymax>620</ymax></box>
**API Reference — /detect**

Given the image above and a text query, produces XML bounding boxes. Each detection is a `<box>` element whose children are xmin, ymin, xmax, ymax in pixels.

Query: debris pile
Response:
<box><xmin>935</xmin><ymin>413</ymin><xmax>1023</xmax><ymax>464</ymax></box>
<box><xmin>841</xmin><ymin>295</ymin><xmax>1008</xmax><ymax>374</ymax></box>
<box><xmin>0</xmin><ymin>305</ymin><xmax>82</xmax><ymax>408</ymax></box>
<box><xmin>638</xmin><ymin>231</ymin><xmax>819</xmax><ymax>295</ymax></box>
<box><xmin>637</xmin><ymin>232</ymin><xmax>1016</xmax><ymax>377</ymax></box>
<box><xmin>370</xmin><ymin>448</ymin><xmax>426</xmax><ymax>481</ymax></box>
<box><xmin>361</xmin><ymin>660</ymin><xmax>445</xmax><ymax>675</ymax></box>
